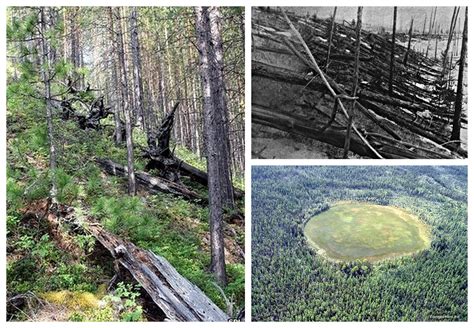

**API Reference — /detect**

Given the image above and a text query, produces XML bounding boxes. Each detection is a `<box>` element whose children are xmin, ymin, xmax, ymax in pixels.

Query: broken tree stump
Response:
<box><xmin>143</xmin><ymin>102</ymin><xmax>244</xmax><ymax>200</ymax></box>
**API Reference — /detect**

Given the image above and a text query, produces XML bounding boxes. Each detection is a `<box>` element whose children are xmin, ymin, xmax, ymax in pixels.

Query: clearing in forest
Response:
<box><xmin>304</xmin><ymin>202</ymin><xmax>431</xmax><ymax>262</ymax></box>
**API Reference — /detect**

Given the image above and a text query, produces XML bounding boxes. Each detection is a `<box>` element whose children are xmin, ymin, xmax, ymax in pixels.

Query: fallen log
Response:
<box><xmin>252</xmin><ymin>104</ymin><xmax>419</xmax><ymax>159</ymax></box>
<box><xmin>29</xmin><ymin>201</ymin><xmax>229</xmax><ymax>322</ymax></box>
<box><xmin>360</xmin><ymin>99</ymin><xmax>466</xmax><ymax>157</ymax></box>
<box><xmin>96</xmin><ymin>158</ymin><xmax>206</xmax><ymax>204</ymax></box>
<box><xmin>86</xmin><ymin>224</ymin><xmax>229</xmax><ymax>321</ymax></box>
<box><xmin>145</xmin><ymin>156</ymin><xmax>244</xmax><ymax>200</ymax></box>
<box><xmin>253</xmin><ymin>60</ymin><xmax>464</xmax><ymax>157</ymax></box>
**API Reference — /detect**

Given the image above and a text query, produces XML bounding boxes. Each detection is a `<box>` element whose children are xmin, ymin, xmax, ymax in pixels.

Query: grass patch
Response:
<box><xmin>304</xmin><ymin>202</ymin><xmax>431</xmax><ymax>262</ymax></box>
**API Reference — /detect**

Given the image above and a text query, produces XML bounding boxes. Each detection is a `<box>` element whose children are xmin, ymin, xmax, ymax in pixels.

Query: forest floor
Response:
<box><xmin>6</xmin><ymin>93</ymin><xmax>244</xmax><ymax>321</ymax></box>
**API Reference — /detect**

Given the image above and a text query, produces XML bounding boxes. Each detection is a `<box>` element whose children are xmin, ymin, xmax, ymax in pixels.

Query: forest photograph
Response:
<box><xmin>252</xmin><ymin>7</ymin><xmax>467</xmax><ymax>159</ymax></box>
<box><xmin>6</xmin><ymin>6</ymin><xmax>244</xmax><ymax>321</ymax></box>
<box><xmin>252</xmin><ymin>166</ymin><xmax>467</xmax><ymax>321</ymax></box>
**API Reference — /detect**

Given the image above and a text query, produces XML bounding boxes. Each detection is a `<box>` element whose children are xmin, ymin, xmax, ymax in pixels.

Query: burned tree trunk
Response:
<box><xmin>403</xmin><ymin>18</ymin><xmax>414</xmax><ymax>66</ymax></box>
<box><xmin>143</xmin><ymin>102</ymin><xmax>244</xmax><ymax>199</ymax></box>
<box><xmin>442</xmin><ymin>7</ymin><xmax>460</xmax><ymax>77</ymax></box>
<box><xmin>325</xmin><ymin>7</ymin><xmax>337</xmax><ymax>71</ymax></box>
<box><xmin>451</xmin><ymin>7</ymin><xmax>467</xmax><ymax>143</ymax></box>
<box><xmin>144</xmin><ymin>103</ymin><xmax>181</xmax><ymax>182</ymax></box>
<box><xmin>343</xmin><ymin>7</ymin><xmax>362</xmax><ymax>158</ymax></box>
<box><xmin>388</xmin><ymin>7</ymin><xmax>397</xmax><ymax>95</ymax></box>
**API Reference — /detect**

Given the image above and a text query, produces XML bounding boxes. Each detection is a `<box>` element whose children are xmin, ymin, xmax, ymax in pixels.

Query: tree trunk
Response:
<box><xmin>107</xmin><ymin>7</ymin><xmax>123</xmax><ymax>145</ymax></box>
<box><xmin>195</xmin><ymin>6</ymin><xmax>229</xmax><ymax>286</ymax></box>
<box><xmin>325</xmin><ymin>7</ymin><xmax>337</xmax><ymax>72</ymax></box>
<box><xmin>425</xmin><ymin>7</ymin><xmax>437</xmax><ymax>57</ymax></box>
<box><xmin>451</xmin><ymin>7</ymin><xmax>467</xmax><ymax>143</ymax></box>
<box><xmin>209</xmin><ymin>7</ymin><xmax>235</xmax><ymax>210</ymax></box>
<box><xmin>39</xmin><ymin>7</ymin><xmax>57</xmax><ymax>203</ymax></box>
<box><xmin>343</xmin><ymin>7</ymin><xmax>362</xmax><ymax>158</ymax></box>
<box><xmin>388</xmin><ymin>6</ymin><xmax>397</xmax><ymax>95</ymax></box>
<box><xmin>441</xmin><ymin>7</ymin><xmax>460</xmax><ymax>78</ymax></box>
<box><xmin>130</xmin><ymin>7</ymin><xmax>148</xmax><ymax>137</ymax></box>
<box><xmin>403</xmin><ymin>18</ymin><xmax>414</xmax><ymax>66</ymax></box>
<box><xmin>114</xmin><ymin>7</ymin><xmax>136</xmax><ymax>195</ymax></box>
<box><xmin>422</xmin><ymin>14</ymin><xmax>427</xmax><ymax>35</ymax></box>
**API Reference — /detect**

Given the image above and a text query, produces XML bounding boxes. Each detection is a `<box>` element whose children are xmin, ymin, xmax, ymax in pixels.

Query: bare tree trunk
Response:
<box><xmin>107</xmin><ymin>7</ymin><xmax>123</xmax><ymax>145</ymax></box>
<box><xmin>325</xmin><ymin>7</ymin><xmax>337</xmax><ymax>72</ymax></box>
<box><xmin>388</xmin><ymin>6</ymin><xmax>397</xmax><ymax>95</ymax></box>
<box><xmin>426</xmin><ymin>7</ymin><xmax>437</xmax><ymax>57</ymax></box>
<box><xmin>209</xmin><ymin>7</ymin><xmax>235</xmax><ymax>209</ymax></box>
<box><xmin>191</xmin><ymin>67</ymin><xmax>202</xmax><ymax>157</ymax></box>
<box><xmin>343</xmin><ymin>7</ymin><xmax>362</xmax><ymax>158</ymax></box>
<box><xmin>442</xmin><ymin>7</ymin><xmax>460</xmax><ymax>77</ymax></box>
<box><xmin>39</xmin><ymin>7</ymin><xmax>57</xmax><ymax>203</ymax></box>
<box><xmin>403</xmin><ymin>17</ymin><xmax>414</xmax><ymax>66</ymax></box>
<box><xmin>114</xmin><ymin>7</ymin><xmax>136</xmax><ymax>195</ymax></box>
<box><xmin>422</xmin><ymin>14</ymin><xmax>427</xmax><ymax>35</ymax></box>
<box><xmin>195</xmin><ymin>6</ymin><xmax>230</xmax><ymax>286</ymax></box>
<box><xmin>451</xmin><ymin>7</ymin><xmax>467</xmax><ymax>143</ymax></box>
<box><xmin>130</xmin><ymin>7</ymin><xmax>148</xmax><ymax>136</ymax></box>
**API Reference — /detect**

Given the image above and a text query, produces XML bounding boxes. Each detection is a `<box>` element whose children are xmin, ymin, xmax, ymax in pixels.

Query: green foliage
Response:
<box><xmin>6</xmin><ymin>6</ymin><xmax>245</xmax><ymax>320</ymax></box>
<box><xmin>56</xmin><ymin>168</ymin><xmax>80</xmax><ymax>204</ymax></box>
<box><xmin>225</xmin><ymin>263</ymin><xmax>245</xmax><ymax>307</ymax></box>
<box><xmin>252</xmin><ymin>166</ymin><xmax>467</xmax><ymax>321</ymax></box>
<box><xmin>109</xmin><ymin>282</ymin><xmax>144</xmax><ymax>322</ymax></box>
<box><xmin>75</xmin><ymin>235</ymin><xmax>96</xmax><ymax>254</ymax></box>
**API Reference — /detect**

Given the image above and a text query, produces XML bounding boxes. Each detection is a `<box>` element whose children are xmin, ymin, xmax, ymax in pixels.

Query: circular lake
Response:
<box><xmin>304</xmin><ymin>202</ymin><xmax>431</xmax><ymax>262</ymax></box>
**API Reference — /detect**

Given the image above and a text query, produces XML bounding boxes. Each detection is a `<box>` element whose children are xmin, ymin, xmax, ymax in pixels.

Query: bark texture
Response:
<box><xmin>195</xmin><ymin>6</ymin><xmax>231</xmax><ymax>286</ymax></box>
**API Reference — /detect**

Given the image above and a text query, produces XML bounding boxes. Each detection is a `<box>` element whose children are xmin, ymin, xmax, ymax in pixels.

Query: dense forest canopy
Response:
<box><xmin>252</xmin><ymin>166</ymin><xmax>467</xmax><ymax>321</ymax></box>
<box><xmin>7</xmin><ymin>6</ymin><xmax>244</xmax><ymax>322</ymax></box>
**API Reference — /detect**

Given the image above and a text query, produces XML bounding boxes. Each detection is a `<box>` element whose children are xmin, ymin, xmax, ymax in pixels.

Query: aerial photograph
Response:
<box><xmin>252</xmin><ymin>7</ymin><xmax>467</xmax><ymax>159</ymax></box>
<box><xmin>252</xmin><ymin>166</ymin><xmax>467</xmax><ymax>321</ymax></box>
<box><xmin>6</xmin><ymin>6</ymin><xmax>244</xmax><ymax>321</ymax></box>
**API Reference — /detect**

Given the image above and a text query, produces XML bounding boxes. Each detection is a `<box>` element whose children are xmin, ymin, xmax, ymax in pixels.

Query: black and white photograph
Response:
<box><xmin>252</xmin><ymin>7</ymin><xmax>467</xmax><ymax>159</ymax></box>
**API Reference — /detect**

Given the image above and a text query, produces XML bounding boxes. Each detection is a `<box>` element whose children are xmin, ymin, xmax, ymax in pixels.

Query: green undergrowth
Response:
<box><xmin>7</xmin><ymin>83</ymin><xmax>244</xmax><ymax>320</ymax></box>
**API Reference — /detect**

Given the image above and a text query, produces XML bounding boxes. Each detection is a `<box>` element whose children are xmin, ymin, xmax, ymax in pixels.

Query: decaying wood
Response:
<box><xmin>143</xmin><ymin>102</ymin><xmax>244</xmax><ymax>200</ymax></box>
<box><xmin>26</xmin><ymin>201</ymin><xmax>229</xmax><ymax>322</ymax></box>
<box><xmin>96</xmin><ymin>158</ymin><xmax>206</xmax><ymax>203</ymax></box>
<box><xmin>86</xmin><ymin>224</ymin><xmax>229</xmax><ymax>321</ymax></box>
<box><xmin>61</xmin><ymin>88</ymin><xmax>114</xmax><ymax>130</ymax></box>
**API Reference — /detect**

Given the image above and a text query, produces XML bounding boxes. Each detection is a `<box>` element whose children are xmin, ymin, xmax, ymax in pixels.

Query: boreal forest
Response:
<box><xmin>7</xmin><ymin>6</ymin><xmax>244</xmax><ymax>322</ymax></box>
<box><xmin>252</xmin><ymin>166</ymin><xmax>467</xmax><ymax>321</ymax></box>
